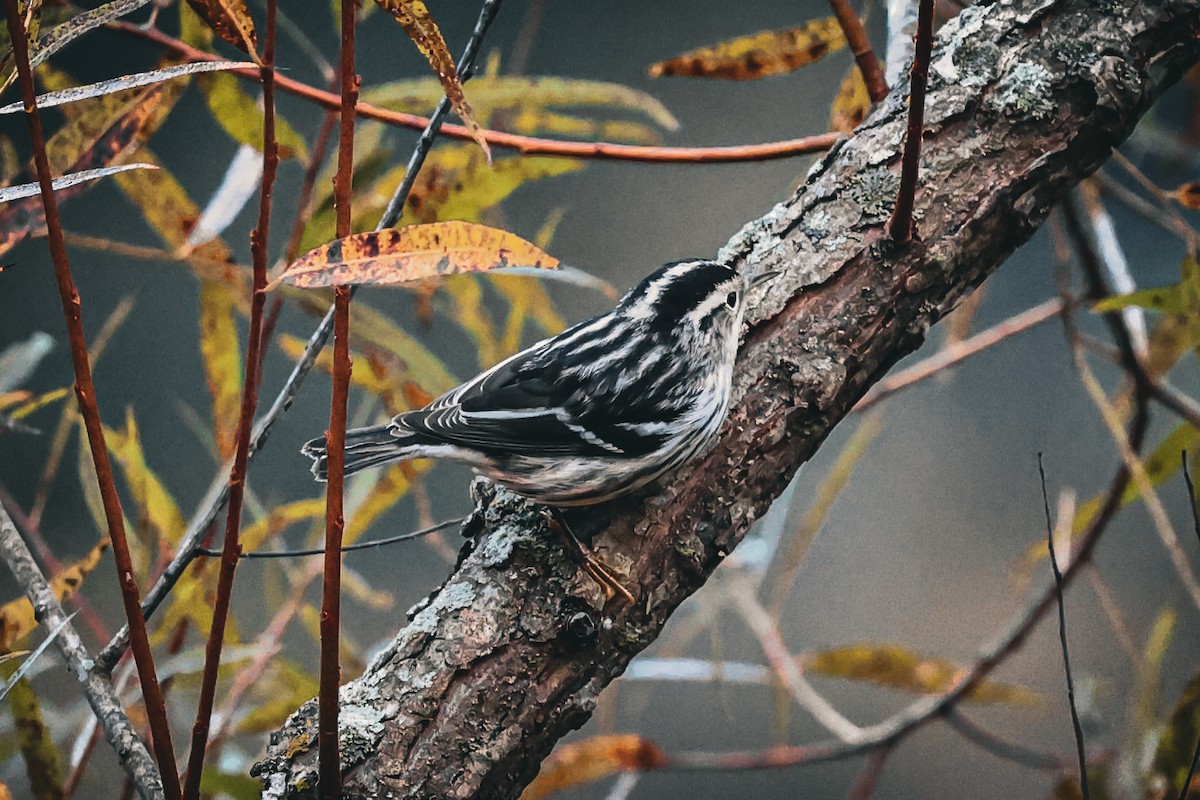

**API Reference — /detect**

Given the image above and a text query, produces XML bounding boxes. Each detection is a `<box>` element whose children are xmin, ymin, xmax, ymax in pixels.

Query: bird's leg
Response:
<box><xmin>541</xmin><ymin>508</ymin><xmax>635</xmax><ymax>604</ymax></box>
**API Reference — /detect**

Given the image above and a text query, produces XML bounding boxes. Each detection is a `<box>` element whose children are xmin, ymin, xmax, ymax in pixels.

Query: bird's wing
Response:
<box><xmin>394</xmin><ymin>314</ymin><xmax>672</xmax><ymax>459</ymax></box>
<box><xmin>395</xmin><ymin>369</ymin><xmax>627</xmax><ymax>458</ymax></box>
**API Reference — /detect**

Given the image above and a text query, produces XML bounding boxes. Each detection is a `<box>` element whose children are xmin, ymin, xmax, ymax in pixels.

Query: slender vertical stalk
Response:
<box><xmin>180</xmin><ymin>3</ymin><xmax>279</xmax><ymax>798</ymax></box>
<box><xmin>828</xmin><ymin>0</ymin><xmax>888</xmax><ymax>102</ymax></box>
<box><xmin>886</xmin><ymin>0</ymin><xmax>933</xmax><ymax>243</ymax></box>
<box><xmin>320</xmin><ymin>1</ymin><xmax>357</xmax><ymax>796</ymax></box>
<box><xmin>1</xmin><ymin>4</ymin><xmax>181</xmax><ymax>797</ymax></box>
<box><xmin>1039</xmin><ymin>456</ymin><xmax>1091</xmax><ymax>800</ymax></box>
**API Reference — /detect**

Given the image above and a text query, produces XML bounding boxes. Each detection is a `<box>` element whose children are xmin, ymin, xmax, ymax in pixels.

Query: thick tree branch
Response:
<box><xmin>256</xmin><ymin>0</ymin><xmax>1200</xmax><ymax>796</ymax></box>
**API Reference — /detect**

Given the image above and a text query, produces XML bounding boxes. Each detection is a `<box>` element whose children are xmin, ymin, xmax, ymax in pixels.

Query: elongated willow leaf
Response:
<box><xmin>185</xmin><ymin>0</ymin><xmax>259</xmax><ymax>59</ymax></box>
<box><xmin>0</xmin><ymin>614</ymin><xmax>75</xmax><ymax>702</ymax></box>
<box><xmin>374</xmin><ymin>0</ymin><xmax>489</xmax><ymax>159</ymax></box>
<box><xmin>0</xmin><ymin>61</ymin><xmax>254</xmax><ymax>115</ymax></box>
<box><xmin>649</xmin><ymin>17</ymin><xmax>848</xmax><ymax>80</ymax></box>
<box><xmin>0</xmin><ymin>163</ymin><xmax>155</xmax><ymax>203</ymax></box>
<box><xmin>272</xmin><ymin>221</ymin><xmax>559</xmax><ymax>290</ymax></box>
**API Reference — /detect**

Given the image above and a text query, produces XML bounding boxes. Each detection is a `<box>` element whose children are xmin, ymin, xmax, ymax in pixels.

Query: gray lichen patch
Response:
<box><xmin>850</xmin><ymin>166</ymin><xmax>901</xmax><ymax>221</ymax></box>
<box><xmin>477</xmin><ymin>525</ymin><xmax>525</xmax><ymax>567</ymax></box>
<box><xmin>988</xmin><ymin>61</ymin><xmax>1056</xmax><ymax>118</ymax></box>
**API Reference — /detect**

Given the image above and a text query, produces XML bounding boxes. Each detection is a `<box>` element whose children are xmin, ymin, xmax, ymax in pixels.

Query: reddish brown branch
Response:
<box><xmin>320</xmin><ymin>1</ymin><xmax>357</xmax><ymax>796</ymax></box>
<box><xmin>111</xmin><ymin>22</ymin><xmax>839</xmax><ymax>164</ymax></box>
<box><xmin>828</xmin><ymin>0</ymin><xmax>888</xmax><ymax>102</ymax></box>
<box><xmin>181</xmin><ymin>3</ymin><xmax>280</xmax><ymax>798</ymax></box>
<box><xmin>1</xmin><ymin>4</ymin><xmax>181</xmax><ymax>797</ymax></box>
<box><xmin>887</xmin><ymin>0</ymin><xmax>933</xmax><ymax>242</ymax></box>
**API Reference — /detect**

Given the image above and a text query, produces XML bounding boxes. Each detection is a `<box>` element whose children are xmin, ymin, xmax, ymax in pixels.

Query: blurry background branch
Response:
<box><xmin>256</xmin><ymin>0</ymin><xmax>1200</xmax><ymax>797</ymax></box>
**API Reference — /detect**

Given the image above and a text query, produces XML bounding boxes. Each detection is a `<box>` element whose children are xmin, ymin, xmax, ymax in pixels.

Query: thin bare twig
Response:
<box><xmin>181</xmin><ymin>2</ymin><xmax>279</xmax><ymax>795</ymax></box>
<box><xmin>1039</xmin><ymin>455</ymin><xmax>1091</xmax><ymax>800</ymax></box>
<box><xmin>887</xmin><ymin>0</ymin><xmax>933</xmax><ymax>242</ymax></box>
<box><xmin>943</xmin><ymin>712</ymin><xmax>1063</xmax><ymax>771</ymax></box>
<box><xmin>727</xmin><ymin>579</ymin><xmax>863</xmax><ymax>744</ymax></box>
<box><xmin>0</xmin><ymin>505</ymin><xmax>164</xmax><ymax>799</ymax></box>
<box><xmin>110</xmin><ymin>21</ymin><xmax>840</xmax><ymax>165</ymax></box>
<box><xmin>193</xmin><ymin>517</ymin><xmax>463</xmax><ymax>559</ymax></box>
<box><xmin>847</xmin><ymin>743</ymin><xmax>893</xmax><ymax>800</ymax></box>
<box><xmin>828</xmin><ymin>0</ymin><xmax>888</xmax><ymax>101</ymax></box>
<box><xmin>854</xmin><ymin>298</ymin><xmax>1063</xmax><ymax>412</ymax></box>
<box><xmin>2</xmin><ymin>4</ymin><xmax>180</xmax><ymax>795</ymax></box>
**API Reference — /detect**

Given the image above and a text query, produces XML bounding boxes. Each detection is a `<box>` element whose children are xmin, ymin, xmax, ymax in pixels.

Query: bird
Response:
<box><xmin>303</xmin><ymin>258</ymin><xmax>776</xmax><ymax>600</ymax></box>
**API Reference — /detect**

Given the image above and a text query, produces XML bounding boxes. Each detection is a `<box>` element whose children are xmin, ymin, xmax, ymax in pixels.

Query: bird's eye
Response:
<box><xmin>725</xmin><ymin>292</ymin><xmax>737</xmax><ymax>308</ymax></box>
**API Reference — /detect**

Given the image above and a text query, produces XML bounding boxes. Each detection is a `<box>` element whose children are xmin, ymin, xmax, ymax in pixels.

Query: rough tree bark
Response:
<box><xmin>255</xmin><ymin>0</ymin><xmax>1200</xmax><ymax>796</ymax></box>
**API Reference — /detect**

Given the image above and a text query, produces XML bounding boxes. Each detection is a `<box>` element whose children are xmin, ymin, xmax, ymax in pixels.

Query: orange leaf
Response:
<box><xmin>272</xmin><ymin>221</ymin><xmax>559</xmax><ymax>290</ymax></box>
<box><xmin>374</xmin><ymin>0</ymin><xmax>490</xmax><ymax>160</ymax></box>
<box><xmin>1172</xmin><ymin>181</ymin><xmax>1200</xmax><ymax>210</ymax></box>
<box><xmin>185</xmin><ymin>0</ymin><xmax>260</xmax><ymax>61</ymax></box>
<box><xmin>648</xmin><ymin>17</ymin><xmax>847</xmax><ymax>80</ymax></box>
<box><xmin>830</xmin><ymin>66</ymin><xmax>870</xmax><ymax>134</ymax></box>
<box><xmin>521</xmin><ymin>734</ymin><xmax>666</xmax><ymax>800</ymax></box>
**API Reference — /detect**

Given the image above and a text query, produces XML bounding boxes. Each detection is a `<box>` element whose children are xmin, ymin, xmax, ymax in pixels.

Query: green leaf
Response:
<box><xmin>1093</xmin><ymin>285</ymin><xmax>1185</xmax><ymax>314</ymax></box>
<box><xmin>195</xmin><ymin>69</ymin><xmax>308</xmax><ymax>160</ymax></box>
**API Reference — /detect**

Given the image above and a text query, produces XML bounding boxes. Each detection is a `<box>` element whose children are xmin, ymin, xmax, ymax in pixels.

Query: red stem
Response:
<box><xmin>828</xmin><ymin>0</ymin><xmax>888</xmax><ymax>102</ymax></box>
<box><xmin>2</xmin><ymin>3</ymin><xmax>181</xmax><ymax>797</ymax></box>
<box><xmin>180</xmin><ymin>2</ymin><xmax>279</xmax><ymax>797</ymax></box>
<box><xmin>112</xmin><ymin>21</ymin><xmax>839</xmax><ymax>164</ymax></box>
<box><xmin>887</xmin><ymin>0</ymin><xmax>934</xmax><ymax>243</ymax></box>
<box><xmin>320</xmin><ymin>1</ymin><xmax>357</xmax><ymax>797</ymax></box>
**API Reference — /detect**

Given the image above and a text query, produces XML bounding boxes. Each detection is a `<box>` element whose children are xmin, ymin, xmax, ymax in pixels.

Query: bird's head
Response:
<box><xmin>621</xmin><ymin>259</ymin><xmax>775</xmax><ymax>352</ymax></box>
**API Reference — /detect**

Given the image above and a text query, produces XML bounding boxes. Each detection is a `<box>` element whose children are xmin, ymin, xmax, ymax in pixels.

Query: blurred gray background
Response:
<box><xmin>1</xmin><ymin>1</ymin><xmax>1199</xmax><ymax>798</ymax></box>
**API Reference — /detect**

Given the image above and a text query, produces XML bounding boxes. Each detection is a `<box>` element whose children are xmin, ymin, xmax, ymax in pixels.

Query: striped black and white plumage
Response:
<box><xmin>303</xmin><ymin>259</ymin><xmax>774</xmax><ymax>506</ymax></box>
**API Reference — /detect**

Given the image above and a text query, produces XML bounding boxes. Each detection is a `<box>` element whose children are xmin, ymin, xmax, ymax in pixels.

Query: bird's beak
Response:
<box><xmin>749</xmin><ymin>269</ymin><xmax>780</xmax><ymax>289</ymax></box>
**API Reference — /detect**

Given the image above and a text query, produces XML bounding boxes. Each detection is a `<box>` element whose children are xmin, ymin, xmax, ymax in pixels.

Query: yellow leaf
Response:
<box><xmin>104</xmin><ymin>408</ymin><xmax>187</xmax><ymax>546</ymax></box>
<box><xmin>238</xmin><ymin>498</ymin><xmax>326</xmax><ymax>554</ymax></box>
<box><xmin>521</xmin><ymin>735</ymin><xmax>666</xmax><ymax>800</ymax></box>
<box><xmin>199</xmin><ymin>280</ymin><xmax>243</xmax><ymax>460</ymax></box>
<box><xmin>184</xmin><ymin>0</ymin><xmax>259</xmax><ymax>60</ymax></box>
<box><xmin>195</xmin><ymin>69</ymin><xmax>308</xmax><ymax>160</ymax></box>
<box><xmin>112</xmin><ymin>152</ymin><xmax>247</xmax><ymax>293</ymax></box>
<box><xmin>374</xmin><ymin>0</ymin><xmax>489</xmax><ymax>159</ymax></box>
<box><xmin>4</xmin><ymin>670</ymin><xmax>62</xmax><ymax>799</ymax></box>
<box><xmin>235</xmin><ymin>660</ymin><xmax>319</xmax><ymax>734</ymax></box>
<box><xmin>362</xmin><ymin>75</ymin><xmax>679</xmax><ymax>132</ymax></box>
<box><xmin>830</xmin><ymin>65</ymin><xmax>870</xmax><ymax>134</ymax></box>
<box><xmin>442</xmin><ymin>275</ymin><xmax>500</xmax><ymax>366</ymax></box>
<box><xmin>273</xmin><ymin>222</ymin><xmax>560</xmax><ymax>290</ymax></box>
<box><xmin>344</xmin><ymin>461</ymin><xmax>432</xmax><ymax>544</ymax></box>
<box><xmin>282</xmin><ymin>294</ymin><xmax>458</xmax><ymax>395</ymax></box>
<box><xmin>0</xmin><ymin>540</ymin><xmax>109</xmax><ymax>652</ymax></box>
<box><xmin>804</xmin><ymin>643</ymin><xmax>1041</xmax><ymax>706</ymax></box>
<box><xmin>648</xmin><ymin>18</ymin><xmax>847</xmax><ymax>80</ymax></box>
<box><xmin>8</xmin><ymin>387</ymin><xmax>69</xmax><ymax>420</ymax></box>
<box><xmin>298</xmin><ymin>148</ymin><xmax>581</xmax><ymax>255</ymax></box>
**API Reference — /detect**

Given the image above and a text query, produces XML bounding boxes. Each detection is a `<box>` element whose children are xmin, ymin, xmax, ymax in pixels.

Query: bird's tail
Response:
<box><xmin>302</xmin><ymin>424</ymin><xmax>419</xmax><ymax>481</ymax></box>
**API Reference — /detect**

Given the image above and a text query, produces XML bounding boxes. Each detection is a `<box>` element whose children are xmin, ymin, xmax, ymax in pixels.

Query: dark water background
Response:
<box><xmin>1</xmin><ymin>1</ymin><xmax>1199</xmax><ymax>798</ymax></box>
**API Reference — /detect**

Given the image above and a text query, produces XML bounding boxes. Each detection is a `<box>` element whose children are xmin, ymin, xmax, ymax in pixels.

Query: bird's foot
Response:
<box><xmin>541</xmin><ymin>508</ymin><xmax>634</xmax><ymax>604</ymax></box>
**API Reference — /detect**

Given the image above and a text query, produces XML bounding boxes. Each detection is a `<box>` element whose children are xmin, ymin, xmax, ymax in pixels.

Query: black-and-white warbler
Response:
<box><xmin>303</xmin><ymin>259</ymin><xmax>774</xmax><ymax>597</ymax></box>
